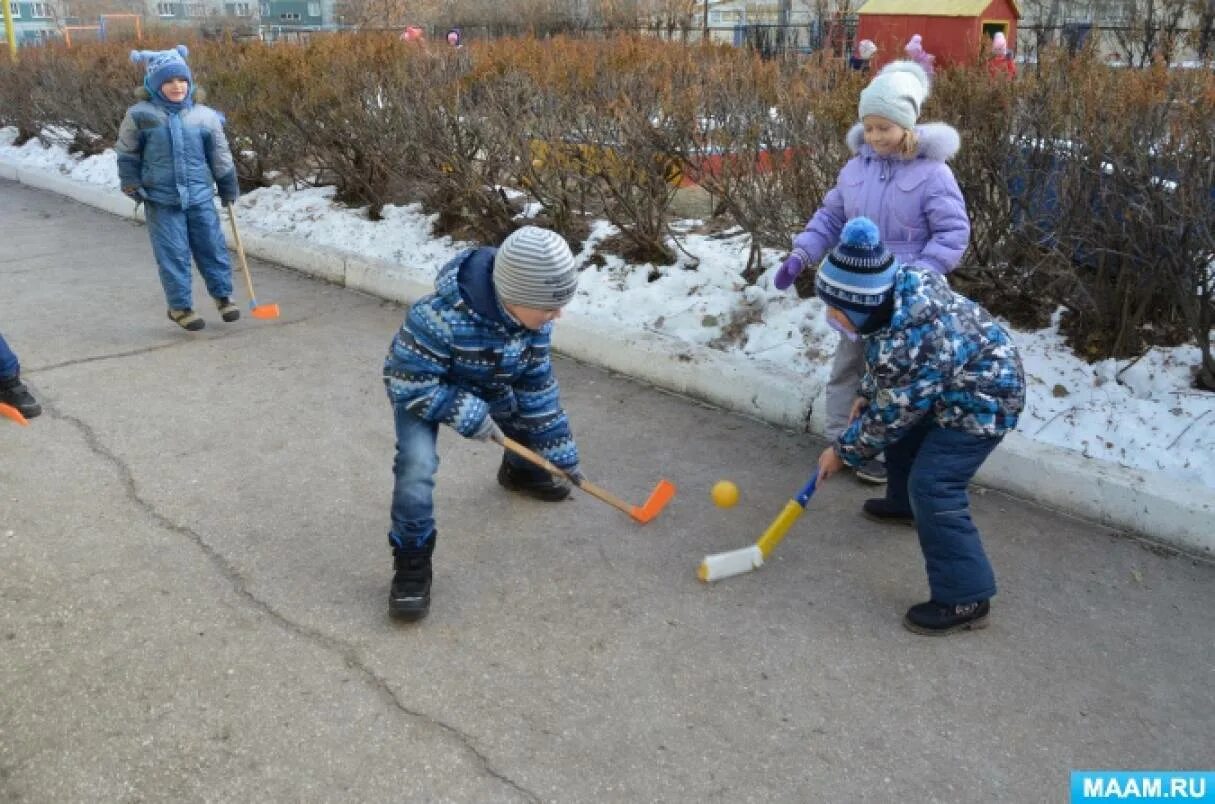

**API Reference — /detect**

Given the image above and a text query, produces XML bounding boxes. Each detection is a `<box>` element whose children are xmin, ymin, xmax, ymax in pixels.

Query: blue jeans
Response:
<box><xmin>883</xmin><ymin>421</ymin><xmax>1002</xmax><ymax>605</ymax></box>
<box><xmin>389</xmin><ymin>405</ymin><xmax>441</xmax><ymax>551</ymax></box>
<box><xmin>0</xmin><ymin>331</ymin><xmax>18</xmax><ymax>381</ymax></box>
<box><xmin>388</xmin><ymin>405</ymin><xmax>547</xmax><ymax>551</ymax></box>
<box><xmin>145</xmin><ymin>201</ymin><xmax>233</xmax><ymax>310</ymax></box>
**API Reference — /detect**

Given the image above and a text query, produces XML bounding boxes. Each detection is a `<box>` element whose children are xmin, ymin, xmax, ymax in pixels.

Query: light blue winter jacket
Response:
<box><xmin>115</xmin><ymin>89</ymin><xmax>239</xmax><ymax>209</ymax></box>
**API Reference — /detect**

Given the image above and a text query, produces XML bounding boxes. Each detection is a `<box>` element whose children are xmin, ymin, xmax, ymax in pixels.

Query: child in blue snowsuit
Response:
<box><xmin>814</xmin><ymin>218</ymin><xmax>1026</xmax><ymax>636</ymax></box>
<box><xmin>116</xmin><ymin>45</ymin><xmax>241</xmax><ymax>332</ymax></box>
<box><xmin>382</xmin><ymin>226</ymin><xmax>584</xmax><ymax>622</ymax></box>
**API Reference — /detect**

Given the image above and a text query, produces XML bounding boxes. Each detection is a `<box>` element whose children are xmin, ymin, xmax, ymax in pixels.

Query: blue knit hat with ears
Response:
<box><xmin>815</xmin><ymin>217</ymin><xmax>898</xmax><ymax>328</ymax></box>
<box><xmin>130</xmin><ymin>45</ymin><xmax>192</xmax><ymax>96</ymax></box>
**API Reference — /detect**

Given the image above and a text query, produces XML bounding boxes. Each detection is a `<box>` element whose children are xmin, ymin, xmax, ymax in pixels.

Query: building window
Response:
<box><xmin>187</xmin><ymin>2</ymin><xmax>204</xmax><ymax>15</ymax></box>
<box><xmin>279</xmin><ymin>11</ymin><xmax>299</xmax><ymax>20</ymax></box>
<box><xmin>157</xmin><ymin>1</ymin><xmax>174</xmax><ymax>15</ymax></box>
<box><xmin>228</xmin><ymin>1</ymin><xmax>250</xmax><ymax>14</ymax></box>
<box><xmin>8</xmin><ymin>2</ymin><xmax>19</xmax><ymax>17</ymax></box>
<box><xmin>30</xmin><ymin>1</ymin><xmax>51</xmax><ymax>17</ymax></box>
<box><xmin>306</xmin><ymin>1</ymin><xmax>318</xmax><ymax>16</ymax></box>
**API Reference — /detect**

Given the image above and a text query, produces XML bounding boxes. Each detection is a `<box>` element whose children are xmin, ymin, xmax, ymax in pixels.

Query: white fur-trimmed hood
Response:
<box><xmin>846</xmin><ymin>122</ymin><xmax>961</xmax><ymax>161</ymax></box>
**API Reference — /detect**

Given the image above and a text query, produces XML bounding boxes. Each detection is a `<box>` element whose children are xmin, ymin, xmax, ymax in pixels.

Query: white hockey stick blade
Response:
<box><xmin>697</xmin><ymin>545</ymin><xmax>764</xmax><ymax>582</ymax></box>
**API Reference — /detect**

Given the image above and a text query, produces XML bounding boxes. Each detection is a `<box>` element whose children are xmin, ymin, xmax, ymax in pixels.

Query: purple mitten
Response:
<box><xmin>773</xmin><ymin>252</ymin><xmax>805</xmax><ymax>291</ymax></box>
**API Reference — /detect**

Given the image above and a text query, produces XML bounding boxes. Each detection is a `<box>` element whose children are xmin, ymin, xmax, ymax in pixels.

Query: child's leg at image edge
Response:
<box><xmin>0</xmin><ymin>332</ymin><xmax>19</xmax><ymax>381</ymax></box>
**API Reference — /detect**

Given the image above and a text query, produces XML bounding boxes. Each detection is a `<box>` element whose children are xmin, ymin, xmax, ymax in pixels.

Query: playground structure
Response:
<box><xmin>62</xmin><ymin>13</ymin><xmax>142</xmax><ymax>47</ymax></box>
<box><xmin>854</xmin><ymin>0</ymin><xmax>1019</xmax><ymax>68</ymax></box>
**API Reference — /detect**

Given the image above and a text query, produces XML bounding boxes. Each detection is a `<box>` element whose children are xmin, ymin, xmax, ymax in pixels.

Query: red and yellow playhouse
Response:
<box><xmin>854</xmin><ymin>0</ymin><xmax>1020</xmax><ymax>68</ymax></box>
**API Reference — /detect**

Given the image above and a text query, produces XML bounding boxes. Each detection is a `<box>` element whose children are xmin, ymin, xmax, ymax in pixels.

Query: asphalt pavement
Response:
<box><xmin>2</xmin><ymin>181</ymin><xmax>1212</xmax><ymax>802</ymax></box>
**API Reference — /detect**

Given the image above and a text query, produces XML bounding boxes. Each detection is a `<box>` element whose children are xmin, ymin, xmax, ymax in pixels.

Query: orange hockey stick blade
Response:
<box><xmin>630</xmin><ymin>479</ymin><xmax>676</xmax><ymax>524</ymax></box>
<box><xmin>0</xmin><ymin>403</ymin><xmax>30</xmax><ymax>426</ymax></box>
<box><xmin>251</xmin><ymin>303</ymin><xmax>281</xmax><ymax>320</ymax></box>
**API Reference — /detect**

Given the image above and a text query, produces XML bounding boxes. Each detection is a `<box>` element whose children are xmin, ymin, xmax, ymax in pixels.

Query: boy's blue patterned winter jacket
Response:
<box><xmin>837</xmin><ymin>268</ymin><xmax>1025</xmax><ymax>465</ymax></box>
<box><xmin>383</xmin><ymin>248</ymin><xmax>579</xmax><ymax>471</ymax></box>
<box><xmin>115</xmin><ymin>91</ymin><xmax>239</xmax><ymax>210</ymax></box>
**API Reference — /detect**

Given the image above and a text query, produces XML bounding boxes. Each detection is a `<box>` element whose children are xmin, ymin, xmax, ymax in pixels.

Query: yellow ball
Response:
<box><xmin>711</xmin><ymin>480</ymin><xmax>740</xmax><ymax>508</ymax></box>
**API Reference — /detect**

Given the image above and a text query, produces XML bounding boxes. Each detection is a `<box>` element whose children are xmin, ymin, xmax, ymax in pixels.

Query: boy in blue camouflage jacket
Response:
<box><xmin>117</xmin><ymin>46</ymin><xmax>241</xmax><ymax>332</ymax></box>
<box><xmin>814</xmin><ymin>217</ymin><xmax>1025</xmax><ymax>635</ymax></box>
<box><xmin>382</xmin><ymin>226</ymin><xmax>583</xmax><ymax>621</ymax></box>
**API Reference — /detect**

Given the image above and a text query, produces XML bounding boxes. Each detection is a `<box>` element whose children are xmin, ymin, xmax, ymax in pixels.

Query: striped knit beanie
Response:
<box><xmin>131</xmin><ymin>45</ymin><xmax>192</xmax><ymax>96</ymax></box>
<box><xmin>815</xmin><ymin>217</ymin><xmax>898</xmax><ymax>328</ymax></box>
<box><xmin>493</xmin><ymin>226</ymin><xmax>579</xmax><ymax>310</ymax></box>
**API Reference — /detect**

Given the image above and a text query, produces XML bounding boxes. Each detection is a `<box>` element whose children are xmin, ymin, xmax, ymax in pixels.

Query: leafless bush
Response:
<box><xmin>2</xmin><ymin>34</ymin><xmax>1211</xmax><ymax>380</ymax></box>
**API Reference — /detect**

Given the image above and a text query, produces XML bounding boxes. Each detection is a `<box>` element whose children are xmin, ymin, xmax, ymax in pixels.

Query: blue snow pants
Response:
<box><xmin>884</xmin><ymin>421</ymin><xmax>1002</xmax><ymax>606</ymax></box>
<box><xmin>0</xmin><ymin>331</ymin><xmax>20</xmax><ymax>381</ymax></box>
<box><xmin>145</xmin><ymin>200</ymin><xmax>233</xmax><ymax>311</ymax></box>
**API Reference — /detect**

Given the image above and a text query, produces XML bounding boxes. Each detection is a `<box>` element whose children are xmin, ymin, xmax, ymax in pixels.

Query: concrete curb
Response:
<box><xmin>4</xmin><ymin>159</ymin><xmax>1212</xmax><ymax>558</ymax></box>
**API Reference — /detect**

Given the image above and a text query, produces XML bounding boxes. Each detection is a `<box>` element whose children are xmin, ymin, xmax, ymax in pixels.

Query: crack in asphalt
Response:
<box><xmin>26</xmin><ymin>314</ymin><xmax>324</xmax><ymax>374</ymax></box>
<box><xmin>45</xmin><ymin>401</ymin><xmax>541</xmax><ymax>803</ymax></box>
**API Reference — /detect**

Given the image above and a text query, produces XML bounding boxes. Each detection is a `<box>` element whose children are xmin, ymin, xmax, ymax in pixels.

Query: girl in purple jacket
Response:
<box><xmin>773</xmin><ymin>60</ymin><xmax>970</xmax><ymax>486</ymax></box>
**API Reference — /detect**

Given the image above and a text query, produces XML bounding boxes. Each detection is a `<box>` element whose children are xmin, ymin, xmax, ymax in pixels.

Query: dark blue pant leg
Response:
<box><xmin>906</xmin><ymin>425</ymin><xmax>1002</xmax><ymax>605</ymax></box>
<box><xmin>882</xmin><ymin>419</ymin><xmax>931</xmax><ymax>513</ymax></box>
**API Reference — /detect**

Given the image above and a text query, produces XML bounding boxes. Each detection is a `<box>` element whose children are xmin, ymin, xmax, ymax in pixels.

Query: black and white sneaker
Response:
<box><xmin>854</xmin><ymin>459</ymin><xmax>887</xmax><ymax>485</ymax></box>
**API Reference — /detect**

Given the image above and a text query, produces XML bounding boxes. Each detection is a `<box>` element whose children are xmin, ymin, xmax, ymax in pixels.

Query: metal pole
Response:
<box><xmin>2</xmin><ymin>0</ymin><xmax>18</xmax><ymax>62</ymax></box>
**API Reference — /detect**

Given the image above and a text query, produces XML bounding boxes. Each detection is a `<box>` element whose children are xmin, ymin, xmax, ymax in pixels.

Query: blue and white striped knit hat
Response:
<box><xmin>130</xmin><ymin>45</ymin><xmax>192</xmax><ymax>96</ymax></box>
<box><xmin>815</xmin><ymin>217</ymin><xmax>898</xmax><ymax>327</ymax></box>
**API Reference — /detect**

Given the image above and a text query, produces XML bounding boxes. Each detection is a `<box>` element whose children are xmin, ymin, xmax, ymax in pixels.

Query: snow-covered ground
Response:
<box><xmin>4</xmin><ymin>127</ymin><xmax>1212</xmax><ymax>490</ymax></box>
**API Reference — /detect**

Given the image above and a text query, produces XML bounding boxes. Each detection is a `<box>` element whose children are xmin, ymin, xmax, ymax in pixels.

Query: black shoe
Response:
<box><xmin>497</xmin><ymin>457</ymin><xmax>572</xmax><ymax>502</ymax></box>
<box><xmin>862</xmin><ymin>498</ymin><xmax>914</xmax><ymax>526</ymax></box>
<box><xmin>389</xmin><ymin>540</ymin><xmax>434</xmax><ymax>622</ymax></box>
<box><xmin>0</xmin><ymin>375</ymin><xmax>41</xmax><ymax>419</ymax></box>
<box><xmin>215</xmin><ymin>297</ymin><xmax>241</xmax><ymax>322</ymax></box>
<box><xmin>903</xmin><ymin>599</ymin><xmax>990</xmax><ymax>636</ymax></box>
<box><xmin>854</xmin><ymin>459</ymin><xmax>887</xmax><ymax>485</ymax></box>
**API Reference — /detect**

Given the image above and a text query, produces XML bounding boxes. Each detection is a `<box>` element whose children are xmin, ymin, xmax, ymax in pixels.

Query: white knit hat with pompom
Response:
<box><xmin>857</xmin><ymin>60</ymin><xmax>930</xmax><ymax>129</ymax></box>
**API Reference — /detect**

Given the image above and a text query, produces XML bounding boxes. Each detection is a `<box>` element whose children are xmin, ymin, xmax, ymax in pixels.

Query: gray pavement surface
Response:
<box><xmin>1</xmin><ymin>180</ymin><xmax>1213</xmax><ymax>803</ymax></box>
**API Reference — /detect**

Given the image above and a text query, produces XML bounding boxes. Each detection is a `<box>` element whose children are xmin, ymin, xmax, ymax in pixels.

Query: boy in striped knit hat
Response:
<box><xmin>382</xmin><ymin>226</ymin><xmax>583</xmax><ymax>621</ymax></box>
<box><xmin>813</xmin><ymin>217</ymin><xmax>1025</xmax><ymax>635</ymax></box>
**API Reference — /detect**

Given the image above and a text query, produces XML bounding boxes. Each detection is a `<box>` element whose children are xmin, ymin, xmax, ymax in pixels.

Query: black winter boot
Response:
<box><xmin>903</xmin><ymin>599</ymin><xmax>990</xmax><ymax>636</ymax></box>
<box><xmin>497</xmin><ymin>456</ymin><xmax>572</xmax><ymax>502</ymax></box>
<box><xmin>862</xmin><ymin>498</ymin><xmax>915</xmax><ymax>526</ymax></box>
<box><xmin>389</xmin><ymin>539</ymin><xmax>434</xmax><ymax>621</ymax></box>
<box><xmin>0</xmin><ymin>375</ymin><xmax>41</xmax><ymax>419</ymax></box>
